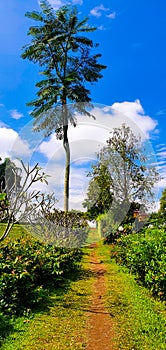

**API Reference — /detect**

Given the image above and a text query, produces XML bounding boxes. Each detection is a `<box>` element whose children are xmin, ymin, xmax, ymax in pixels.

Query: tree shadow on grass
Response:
<box><xmin>0</xmin><ymin>256</ymin><xmax>98</xmax><ymax>346</ymax></box>
<box><xmin>0</xmin><ymin>314</ymin><xmax>14</xmax><ymax>347</ymax></box>
<box><xmin>31</xmin><ymin>264</ymin><xmax>97</xmax><ymax>318</ymax></box>
<box><xmin>47</xmin><ymin>267</ymin><xmax>115</xmax><ymax>318</ymax></box>
<box><xmin>0</xmin><ymin>265</ymin><xmax>85</xmax><ymax>346</ymax></box>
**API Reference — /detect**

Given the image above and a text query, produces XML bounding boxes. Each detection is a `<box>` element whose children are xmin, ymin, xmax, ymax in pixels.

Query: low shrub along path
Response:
<box><xmin>86</xmin><ymin>244</ymin><xmax>115</xmax><ymax>350</ymax></box>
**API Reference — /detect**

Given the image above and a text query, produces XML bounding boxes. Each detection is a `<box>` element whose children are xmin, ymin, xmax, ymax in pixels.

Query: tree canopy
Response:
<box><xmin>83</xmin><ymin>124</ymin><xmax>159</xmax><ymax>221</ymax></box>
<box><xmin>83</xmin><ymin>162</ymin><xmax>113</xmax><ymax>219</ymax></box>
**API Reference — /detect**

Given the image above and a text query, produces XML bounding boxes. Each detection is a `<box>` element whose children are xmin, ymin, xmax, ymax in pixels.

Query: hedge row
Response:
<box><xmin>110</xmin><ymin>228</ymin><xmax>166</xmax><ymax>300</ymax></box>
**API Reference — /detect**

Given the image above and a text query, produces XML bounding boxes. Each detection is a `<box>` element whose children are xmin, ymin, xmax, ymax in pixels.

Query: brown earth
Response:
<box><xmin>86</xmin><ymin>245</ymin><xmax>116</xmax><ymax>350</ymax></box>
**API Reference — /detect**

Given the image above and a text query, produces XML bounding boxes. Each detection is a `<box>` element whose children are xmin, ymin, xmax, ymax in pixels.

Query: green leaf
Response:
<box><xmin>0</xmin><ymin>193</ymin><xmax>6</xmax><ymax>201</ymax></box>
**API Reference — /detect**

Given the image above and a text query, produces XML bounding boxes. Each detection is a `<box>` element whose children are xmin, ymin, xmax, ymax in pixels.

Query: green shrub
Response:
<box><xmin>45</xmin><ymin>209</ymin><xmax>89</xmax><ymax>247</ymax></box>
<box><xmin>110</xmin><ymin>228</ymin><xmax>166</xmax><ymax>300</ymax></box>
<box><xmin>0</xmin><ymin>237</ymin><xmax>82</xmax><ymax>316</ymax></box>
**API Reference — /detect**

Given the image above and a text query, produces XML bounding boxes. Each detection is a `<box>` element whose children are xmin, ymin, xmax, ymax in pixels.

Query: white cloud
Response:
<box><xmin>10</xmin><ymin>109</ymin><xmax>23</xmax><ymax>120</ymax></box>
<box><xmin>38</xmin><ymin>121</ymin><xmax>111</xmax><ymax>163</ymax></box>
<box><xmin>111</xmin><ymin>100</ymin><xmax>158</xmax><ymax>138</ymax></box>
<box><xmin>156</xmin><ymin>143</ymin><xmax>165</xmax><ymax>148</ymax></box>
<box><xmin>151</xmin><ymin>161</ymin><xmax>165</xmax><ymax>167</ymax></box>
<box><xmin>45</xmin><ymin>0</ymin><xmax>83</xmax><ymax>10</ymax></box>
<box><xmin>156</xmin><ymin>109</ymin><xmax>166</xmax><ymax>116</ymax></box>
<box><xmin>69</xmin><ymin>166</ymin><xmax>89</xmax><ymax>209</ymax></box>
<box><xmin>38</xmin><ymin>101</ymin><xmax>158</xmax><ymax>163</ymax></box>
<box><xmin>72</xmin><ymin>0</ymin><xmax>83</xmax><ymax>4</ymax></box>
<box><xmin>0</xmin><ymin>103</ymin><xmax>4</xmax><ymax>107</ymax></box>
<box><xmin>157</xmin><ymin>176</ymin><xmax>166</xmax><ymax>190</ymax></box>
<box><xmin>152</xmin><ymin>144</ymin><xmax>166</xmax><ymax>192</ymax></box>
<box><xmin>106</xmin><ymin>11</ymin><xmax>116</xmax><ymax>19</ymax></box>
<box><xmin>98</xmin><ymin>25</ymin><xmax>106</xmax><ymax>31</ymax></box>
<box><xmin>0</xmin><ymin>127</ymin><xmax>30</xmax><ymax>160</ymax></box>
<box><xmin>156</xmin><ymin>146</ymin><xmax>166</xmax><ymax>152</ymax></box>
<box><xmin>34</xmin><ymin>160</ymin><xmax>89</xmax><ymax>211</ymax></box>
<box><xmin>0</xmin><ymin>120</ymin><xmax>7</xmax><ymax>127</ymax></box>
<box><xmin>90</xmin><ymin>4</ymin><xmax>109</xmax><ymax>18</ymax></box>
<box><xmin>152</xmin><ymin>200</ymin><xmax>160</xmax><ymax>212</ymax></box>
<box><xmin>46</xmin><ymin>0</ymin><xmax>65</xmax><ymax>10</ymax></box>
<box><xmin>156</xmin><ymin>146</ymin><xmax>166</xmax><ymax>161</ymax></box>
<box><xmin>38</xmin><ymin>134</ymin><xmax>62</xmax><ymax>160</ymax></box>
<box><xmin>157</xmin><ymin>150</ymin><xmax>166</xmax><ymax>159</ymax></box>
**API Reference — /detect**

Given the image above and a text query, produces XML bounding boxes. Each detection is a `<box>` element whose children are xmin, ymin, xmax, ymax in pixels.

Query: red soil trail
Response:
<box><xmin>86</xmin><ymin>246</ymin><xmax>116</xmax><ymax>350</ymax></box>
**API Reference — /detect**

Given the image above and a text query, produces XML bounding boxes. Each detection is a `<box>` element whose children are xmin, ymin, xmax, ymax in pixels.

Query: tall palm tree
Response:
<box><xmin>22</xmin><ymin>0</ymin><xmax>106</xmax><ymax>211</ymax></box>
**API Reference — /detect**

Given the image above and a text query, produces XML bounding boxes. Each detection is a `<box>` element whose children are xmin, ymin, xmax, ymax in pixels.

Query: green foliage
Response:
<box><xmin>110</xmin><ymin>228</ymin><xmax>166</xmax><ymax>300</ymax></box>
<box><xmin>83</xmin><ymin>163</ymin><xmax>113</xmax><ymax>219</ymax></box>
<box><xmin>84</xmin><ymin>124</ymin><xmax>159</xmax><ymax>218</ymax></box>
<box><xmin>0</xmin><ymin>158</ymin><xmax>21</xmax><ymax>193</ymax></box>
<box><xmin>0</xmin><ymin>236</ymin><xmax>83</xmax><ymax>316</ymax></box>
<box><xmin>0</xmin><ymin>194</ymin><xmax>6</xmax><ymax>201</ymax></box>
<box><xmin>158</xmin><ymin>188</ymin><xmax>166</xmax><ymax>224</ymax></box>
<box><xmin>0</xmin><ymin>313</ymin><xmax>13</xmax><ymax>346</ymax></box>
<box><xmin>102</xmin><ymin>202</ymin><xmax>143</xmax><ymax>244</ymax></box>
<box><xmin>0</xmin><ymin>158</ymin><xmax>21</xmax><ymax>225</ymax></box>
<box><xmin>21</xmin><ymin>1</ymin><xmax>106</xmax><ymax>133</ymax></box>
<box><xmin>0</xmin><ymin>158</ymin><xmax>21</xmax><ymax>216</ymax></box>
<box><xmin>35</xmin><ymin>209</ymin><xmax>90</xmax><ymax>246</ymax></box>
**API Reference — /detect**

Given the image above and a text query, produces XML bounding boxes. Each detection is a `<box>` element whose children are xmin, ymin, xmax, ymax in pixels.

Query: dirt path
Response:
<box><xmin>86</xmin><ymin>246</ymin><xmax>115</xmax><ymax>350</ymax></box>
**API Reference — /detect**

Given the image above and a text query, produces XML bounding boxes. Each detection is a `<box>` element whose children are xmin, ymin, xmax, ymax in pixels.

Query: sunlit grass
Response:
<box><xmin>84</xmin><ymin>227</ymin><xmax>102</xmax><ymax>245</ymax></box>
<box><xmin>97</xmin><ymin>243</ymin><xmax>166</xmax><ymax>350</ymax></box>
<box><xmin>0</xmin><ymin>249</ymin><xmax>94</xmax><ymax>350</ymax></box>
<box><xmin>0</xmin><ymin>223</ymin><xmax>29</xmax><ymax>241</ymax></box>
<box><xmin>1</xmin><ymin>227</ymin><xmax>166</xmax><ymax>349</ymax></box>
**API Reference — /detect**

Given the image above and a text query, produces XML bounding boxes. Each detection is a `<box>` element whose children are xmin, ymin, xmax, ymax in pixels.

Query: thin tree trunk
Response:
<box><xmin>63</xmin><ymin>103</ymin><xmax>70</xmax><ymax>212</ymax></box>
<box><xmin>0</xmin><ymin>215</ymin><xmax>14</xmax><ymax>242</ymax></box>
<box><xmin>63</xmin><ymin>134</ymin><xmax>70</xmax><ymax>212</ymax></box>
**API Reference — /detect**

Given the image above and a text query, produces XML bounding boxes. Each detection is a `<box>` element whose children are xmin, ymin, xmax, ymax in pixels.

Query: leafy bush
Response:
<box><xmin>110</xmin><ymin>228</ymin><xmax>166</xmax><ymax>300</ymax></box>
<box><xmin>100</xmin><ymin>210</ymin><xmax>134</xmax><ymax>244</ymax></box>
<box><xmin>0</xmin><ymin>237</ymin><xmax>83</xmax><ymax>316</ymax></box>
<box><xmin>45</xmin><ymin>209</ymin><xmax>89</xmax><ymax>247</ymax></box>
<box><xmin>28</xmin><ymin>209</ymin><xmax>89</xmax><ymax>247</ymax></box>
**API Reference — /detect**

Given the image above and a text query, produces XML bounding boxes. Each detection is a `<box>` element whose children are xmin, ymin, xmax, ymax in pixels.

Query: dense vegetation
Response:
<box><xmin>84</xmin><ymin>124</ymin><xmax>159</xmax><ymax>221</ymax></box>
<box><xmin>110</xmin><ymin>227</ymin><xmax>166</xmax><ymax>301</ymax></box>
<box><xmin>0</xmin><ymin>228</ymin><xmax>83</xmax><ymax>318</ymax></box>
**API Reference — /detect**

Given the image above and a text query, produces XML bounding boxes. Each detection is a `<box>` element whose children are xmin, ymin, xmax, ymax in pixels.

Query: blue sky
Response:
<box><xmin>0</xmin><ymin>0</ymin><xmax>166</xmax><ymax>210</ymax></box>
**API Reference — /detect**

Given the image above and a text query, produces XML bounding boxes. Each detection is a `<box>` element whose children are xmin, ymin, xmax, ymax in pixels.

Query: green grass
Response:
<box><xmin>1</xmin><ymin>226</ymin><xmax>166</xmax><ymax>349</ymax></box>
<box><xmin>0</xmin><ymin>224</ymin><xmax>100</xmax><ymax>246</ymax></box>
<box><xmin>96</xmin><ymin>243</ymin><xmax>166</xmax><ymax>350</ymax></box>
<box><xmin>0</xmin><ymin>250</ymin><xmax>94</xmax><ymax>350</ymax></box>
<box><xmin>0</xmin><ymin>223</ymin><xmax>30</xmax><ymax>241</ymax></box>
<box><xmin>84</xmin><ymin>227</ymin><xmax>101</xmax><ymax>245</ymax></box>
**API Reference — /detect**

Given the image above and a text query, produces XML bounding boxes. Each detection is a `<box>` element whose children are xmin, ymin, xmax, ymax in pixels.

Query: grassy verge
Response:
<box><xmin>0</xmin><ymin>250</ymin><xmax>94</xmax><ymax>350</ymax></box>
<box><xmin>0</xmin><ymin>223</ymin><xmax>30</xmax><ymax>241</ymax></box>
<box><xmin>96</xmin><ymin>243</ymin><xmax>166</xmax><ymax>350</ymax></box>
<box><xmin>84</xmin><ymin>227</ymin><xmax>100</xmax><ymax>245</ymax></box>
